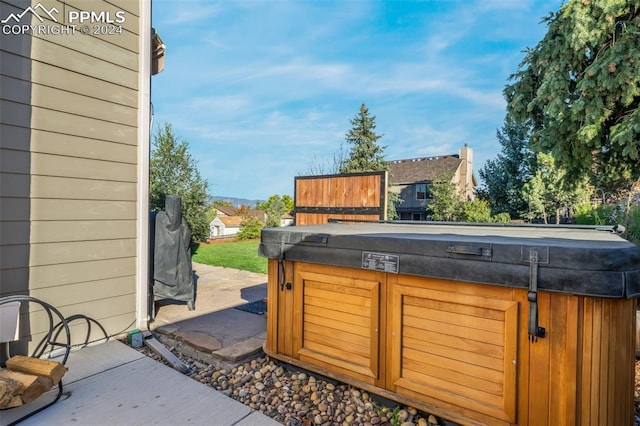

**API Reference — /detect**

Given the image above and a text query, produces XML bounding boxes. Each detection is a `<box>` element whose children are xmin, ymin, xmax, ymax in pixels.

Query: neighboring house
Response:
<box><xmin>280</xmin><ymin>212</ymin><xmax>294</xmax><ymax>227</ymax></box>
<box><xmin>0</xmin><ymin>0</ymin><xmax>163</xmax><ymax>350</ymax></box>
<box><xmin>208</xmin><ymin>207</ymin><xmax>292</xmax><ymax>239</ymax></box>
<box><xmin>388</xmin><ymin>145</ymin><xmax>477</xmax><ymax>221</ymax></box>
<box><xmin>209</xmin><ymin>215</ymin><xmax>243</xmax><ymax>238</ymax></box>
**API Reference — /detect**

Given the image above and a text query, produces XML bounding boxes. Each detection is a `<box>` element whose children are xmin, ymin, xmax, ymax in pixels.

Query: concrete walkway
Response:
<box><xmin>1</xmin><ymin>340</ymin><xmax>280</xmax><ymax>426</ymax></box>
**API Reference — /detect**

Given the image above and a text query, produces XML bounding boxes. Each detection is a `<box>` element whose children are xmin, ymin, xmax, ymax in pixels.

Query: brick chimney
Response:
<box><xmin>458</xmin><ymin>144</ymin><xmax>474</xmax><ymax>201</ymax></box>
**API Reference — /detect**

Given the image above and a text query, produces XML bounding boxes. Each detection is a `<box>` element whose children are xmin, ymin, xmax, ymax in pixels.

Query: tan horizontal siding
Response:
<box><xmin>1</xmin><ymin>34</ymin><xmax>137</xmax><ymax>89</ymax></box>
<box><xmin>30</xmin><ymin>129</ymin><xmax>137</xmax><ymax>163</ymax></box>
<box><xmin>2</xmin><ymin>49</ymin><xmax>137</xmax><ymax>107</ymax></box>
<box><xmin>29</xmin><ymin>257</ymin><xmax>136</xmax><ymax>289</ymax></box>
<box><xmin>2</xmin><ymin>75</ymin><xmax>137</xmax><ymax>126</ymax></box>
<box><xmin>31</xmin><ymin>175</ymin><xmax>137</xmax><ymax>200</ymax></box>
<box><xmin>65</xmin><ymin>0</ymin><xmax>140</xmax><ymax>33</ymax></box>
<box><xmin>2</xmin><ymin>101</ymin><xmax>137</xmax><ymax>145</ymax></box>
<box><xmin>32</xmin><ymin>153</ymin><xmax>137</xmax><ymax>182</ymax></box>
<box><xmin>31</xmin><ymin>199</ymin><xmax>136</xmax><ymax>221</ymax></box>
<box><xmin>30</xmin><ymin>275</ymin><xmax>135</xmax><ymax>306</ymax></box>
<box><xmin>34</xmin><ymin>27</ymin><xmax>139</xmax><ymax>69</ymax></box>
<box><xmin>29</xmin><ymin>311</ymin><xmax>136</xmax><ymax>349</ymax></box>
<box><xmin>29</xmin><ymin>239</ymin><xmax>136</xmax><ymax>267</ymax></box>
<box><xmin>30</xmin><ymin>220</ymin><xmax>136</xmax><ymax>244</ymax></box>
<box><xmin>22</xmin><ymin>293</ymin><xmax>135</xmax><ymax>338</ymax></box>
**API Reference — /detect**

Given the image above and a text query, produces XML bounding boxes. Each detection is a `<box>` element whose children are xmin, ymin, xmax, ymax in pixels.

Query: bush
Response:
<box><xmin>237</xmin><ymin>217</ymin><xmax>264</xmax><ymax>240</ymax></box>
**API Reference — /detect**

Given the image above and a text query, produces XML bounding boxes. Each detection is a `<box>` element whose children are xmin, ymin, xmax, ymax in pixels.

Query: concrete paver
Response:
<box><xmin>150</xmin><ymin>263</ymin><xmax>268</xmax><ymax>365</ymax></box>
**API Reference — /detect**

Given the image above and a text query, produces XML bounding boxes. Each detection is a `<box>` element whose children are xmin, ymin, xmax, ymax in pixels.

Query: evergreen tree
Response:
<box><xmin>522</xmin><ymin>153</ymin><xmax>590</xmax><ymax>224</ymax></box>
<box><xmin>478</xmin><ymin>120</ymin><xmax>535</xmax><ymax>218</ymax></box>
<box><xmin>427</xmin><ymin>176</ymin><xmax>464</xmax><ymax>221</ymax></box>
<box><xmin>504</xmin><ymin>0</ymin><xmax>640</xmax><ymax>193</ymax></box>
<box><xmin>150</xmin><ymin>122</ymin><xmax>209</xmax><ymax>241</ymax></box>
<box><xmin>340</xmin><ymin>103</ymin><xmax>387</xmax><ymax>173</ymax></box>
<box><xmin>340</xmin><ymin>103</ymin><xmax>402</xmax><ymax>219</ymax></box>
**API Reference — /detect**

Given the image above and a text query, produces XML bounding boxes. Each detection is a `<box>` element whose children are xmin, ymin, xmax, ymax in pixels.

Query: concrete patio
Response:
<box><xmin>2</xmin><ymin>264</ymin><xmax>278</xmax><ymax>426</ymax></box>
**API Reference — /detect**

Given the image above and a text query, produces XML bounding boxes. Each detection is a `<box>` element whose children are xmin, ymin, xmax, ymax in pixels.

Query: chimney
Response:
<box><xmin>458</xmin><ymin>144</ymin><xmax>474</xmax><ymax>200</ymax></box>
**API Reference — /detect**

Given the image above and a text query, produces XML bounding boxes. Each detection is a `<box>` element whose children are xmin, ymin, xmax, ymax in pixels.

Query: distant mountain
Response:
<box><xmin>212</xmin><ymin>196</ymin><xmax>264</xmax><ymax>208</ymax></box>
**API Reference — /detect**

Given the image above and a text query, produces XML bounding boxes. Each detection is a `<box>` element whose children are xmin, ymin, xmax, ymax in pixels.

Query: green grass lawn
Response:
<box><xmin>191</xmin><ymin>240</ymin><xmax>267</xmax><ymax>274</ymax></box>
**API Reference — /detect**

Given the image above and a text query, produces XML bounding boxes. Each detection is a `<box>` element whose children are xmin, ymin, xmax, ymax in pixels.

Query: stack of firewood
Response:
<box><xmin>0</xmin><ymin>356</ymin><xmax>67</xmax><ymax>409</ymax></box>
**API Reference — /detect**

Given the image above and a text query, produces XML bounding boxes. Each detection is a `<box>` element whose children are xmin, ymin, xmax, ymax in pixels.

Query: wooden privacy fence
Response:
<box><xmin>294</xmin><ymin>171</ymin><xmax>387</xmax><ymax>225</ymax></box>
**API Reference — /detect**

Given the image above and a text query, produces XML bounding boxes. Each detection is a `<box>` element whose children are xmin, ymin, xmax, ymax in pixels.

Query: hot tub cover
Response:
<box><xmin>259</xmin><ymin>222</ymin><xmax>640</xmax><ymax>298</ymax></box>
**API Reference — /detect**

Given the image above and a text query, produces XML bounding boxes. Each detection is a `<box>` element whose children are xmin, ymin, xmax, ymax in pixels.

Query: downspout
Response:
<box><xmin>136</xmin><ymin>0</ymin><xmax>152</xmax><ymax>330</ymax></box>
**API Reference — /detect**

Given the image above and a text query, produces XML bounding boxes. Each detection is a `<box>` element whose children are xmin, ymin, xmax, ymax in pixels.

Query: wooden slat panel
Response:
<box><xmin>403</xmin><ymin>348</ymin><xmax>503</xmax><ymax>389</ymax></box>
<box><xmin>403</xmin><ymin>310</ymin><xmax>504</xmax><ymax>345</ymax></box>
<box><xmin>304</xmin><ymin>313</ymin><xmax>369</xmax><ymax>337</ymax></box>
<box><xmin>548</xmin><ymin>293</ymin><xmax>578</xmax><ymax>425</ymax></box>
<box><xmin>294</xmin><ymin>172</ymin><xmax>386</xmax><ymax>224</ymax></box>
<box><xmin>304</xmin><ymin>322</ymin><xmax>369</xmax><ymax>349</ymax></box>
<box><xmin>390</xmin><ymin>279</ymin><xmax>518</xmax><ymax>423</ymax></box>
<box><xmin>294</xmin><ymin>263</ymin><xmax>381</xmax><ymax>382</ymax></box>
<box><xmin>527</xmin><ymin>291</ymin><xmax>551</xmax><ymax>425</ymax></box>
<box><xmin>404</xmin><ymin>295</ymin><xmax>506</xmax><ymax>321</ymax></box>
<box><xmin>304</xmin><ymin>283</ymin><xmax>373</xmax><ymax>302</ymax></box>
<box><xmin>396</xmin><ymin>372</ymin><xmax>509</xmax><ymax>422</ymax></box>
<box><xmin>404</xmin><ymin>301</ymin><xmax>504</xmax><ymax>333</ymax></box>
<box><xmin>302</xmin><ymin>340</ymin><xmax>371</xmax><ymax>368</ymax></box>
<box><xmin>304</xmin><ymin>294</ymin><xmax>370</xmax><ymax>316</ymax></box>
<box><xmin>403</xmin><ymin>329</ymin><xmax>504</xmax><ymax>370</ymax></box>
<box><xmin>402</xmin><ymin>325</ymin><xmax>504</xmax><ymax>359</ymax></box>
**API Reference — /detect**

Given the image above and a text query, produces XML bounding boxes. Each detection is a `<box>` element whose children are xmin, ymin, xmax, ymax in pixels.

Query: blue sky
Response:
<box><xmin>151</xmin><ymin>0</ymin><xmax>563</xmax><ymax>201</ymax></box>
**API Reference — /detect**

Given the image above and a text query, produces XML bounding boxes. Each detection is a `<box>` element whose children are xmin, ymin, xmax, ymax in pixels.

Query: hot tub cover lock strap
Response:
<box><xmin>528</xmin><ymin>249</ymin><xmax>546</xmax><ymax>342</ymax></box>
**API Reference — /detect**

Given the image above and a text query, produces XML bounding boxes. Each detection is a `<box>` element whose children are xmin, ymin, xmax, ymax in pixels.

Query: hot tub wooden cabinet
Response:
<box><xmin>259</xmin><ymin>223</ymin><xmax>640</xmax><ymax>426</ymax></box>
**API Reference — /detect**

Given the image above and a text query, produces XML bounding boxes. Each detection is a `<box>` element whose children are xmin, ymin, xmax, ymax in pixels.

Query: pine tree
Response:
<box><xmin>505</xmin><ymin>0</ymin><xmax>640</xmax><ymax>193</ymax></box>
<box><xmin>478</xmin><ymin>120</ymin><xmax>535</xmax><ymax>218</ymax></box>
<box><xmin>340</xmin><ymin>103</ymin><xmax>402</xmax><ymax>219</ymax></box>
<box><xmin>150</xmin><ymin>122</ymin><xmax>210</xmax><ymax>241</ymax></box>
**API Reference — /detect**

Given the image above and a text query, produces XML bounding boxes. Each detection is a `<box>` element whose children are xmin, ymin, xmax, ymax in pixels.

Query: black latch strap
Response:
<box><xmin>528</xmin><ymin>249</ymin><xmax>546</xmax><ymax>342</ymax></box>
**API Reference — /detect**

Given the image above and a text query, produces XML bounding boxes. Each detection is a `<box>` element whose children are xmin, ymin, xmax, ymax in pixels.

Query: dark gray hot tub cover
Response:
<box><xmin>153</xmin><ymin>195</ymin><xmax>194</xmax><ymax>302</ymax></box>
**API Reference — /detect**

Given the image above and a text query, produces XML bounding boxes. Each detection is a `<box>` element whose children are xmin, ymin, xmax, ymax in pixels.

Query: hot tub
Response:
<box><xmin>259</xmin><ymin>222</ymin><xmax>640</xmax><ymax>426</ymax></box>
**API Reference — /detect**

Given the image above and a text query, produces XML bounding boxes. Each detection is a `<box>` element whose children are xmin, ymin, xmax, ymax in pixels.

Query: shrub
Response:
<box><xmin>237</xmin><ymin>217</ymin><xmax>264</xmax><ymax>240</ymax></box>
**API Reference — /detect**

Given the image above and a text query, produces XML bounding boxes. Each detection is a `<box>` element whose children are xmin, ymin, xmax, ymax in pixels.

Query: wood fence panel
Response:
<box><xmin>294</xmin><ymin>172</ymin><xmax>387</xmax><ymax>225</ymax></box>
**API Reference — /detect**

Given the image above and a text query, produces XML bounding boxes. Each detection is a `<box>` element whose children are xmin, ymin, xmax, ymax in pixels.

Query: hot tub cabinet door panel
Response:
<box><xmin>292</xmin><ymin>263</ymin><xmax>384</xmax><ymax>385</ymax></box>
<box><xmin>388</xmin><ymin>275</ymin><xmax>519</xmax><ymax>424</ymax></box>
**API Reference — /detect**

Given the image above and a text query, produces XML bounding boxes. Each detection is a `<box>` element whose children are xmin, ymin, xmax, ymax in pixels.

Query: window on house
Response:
<box><xmin>416</xmin><ymin>183</ymin><xmax>429</xmax><ymax>200</ymax></box>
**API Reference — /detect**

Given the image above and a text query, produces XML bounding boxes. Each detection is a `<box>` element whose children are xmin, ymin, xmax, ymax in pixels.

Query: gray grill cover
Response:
<box><xmin>152</xmin><ymin>195</ymin><xmax>194</xmax><ymax>303</ymax></box>
<box><xmin>259</xmin><ymin>223</ymin><xmax>640</xmax><ymax>298</ymax></box>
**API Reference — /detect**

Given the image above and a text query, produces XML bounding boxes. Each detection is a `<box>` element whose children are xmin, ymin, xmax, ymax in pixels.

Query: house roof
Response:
<box><xmin>387</xmin><ymin>155</ymin><xmax>462</xmax><ymax>184</ymax></box>
<box><xmin>214</xmin><ymin>206</ymin><xmax>236</xmax><ymax>216</ymax></box>
<box><xmin>219</xmin><ymin>216</ymin><xmax>244</xmax><ymax>227</ymax></box>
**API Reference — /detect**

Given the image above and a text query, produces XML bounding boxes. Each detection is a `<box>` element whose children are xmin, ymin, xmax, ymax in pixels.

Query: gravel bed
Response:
<box><xmin>137</xmin><ymin>338</ymin><xmax>640</xmax><ymax>426</ymax></box>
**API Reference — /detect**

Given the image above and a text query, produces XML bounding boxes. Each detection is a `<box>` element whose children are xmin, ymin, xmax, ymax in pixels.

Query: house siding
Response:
<box><xmin>0</xmin><ymin>0</ymin><xmax>143</xmax><ymax>347</ymax></box>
